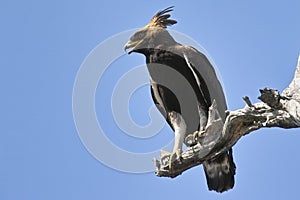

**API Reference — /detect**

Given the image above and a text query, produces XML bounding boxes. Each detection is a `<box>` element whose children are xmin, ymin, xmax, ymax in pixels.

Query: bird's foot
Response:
<box><xmin>185</xmin><ymin>131</ymin><xmax>205</xmax><ymax>145</ymax></box>
<box><xmin>185</xmin><ymin>134</ymin><xmax>195</xmax><ymax>146</ymax></box>
<box><xmin>169</xmin><ymin>149</ymin><xmax>182</xmax><ymax>170</ymax></box>
<box><xmin>160</xmin><ymin>149</ymin><xmax>182</xmax><ymax>171</ymax></box>
<box><xmin>192</xmin><ymin>130</ymin><xmax>205</xmax><ymax>143</ymax></box>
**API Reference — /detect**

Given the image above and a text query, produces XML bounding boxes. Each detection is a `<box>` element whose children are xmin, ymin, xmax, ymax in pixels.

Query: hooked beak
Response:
<box><xmin>124</xmin><ymin>41</ymin><xmax>135</xmax><ymax>54</ymax></box>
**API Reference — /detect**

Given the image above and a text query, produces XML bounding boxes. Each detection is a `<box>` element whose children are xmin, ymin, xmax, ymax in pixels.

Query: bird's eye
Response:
<box><xmin>137</xmin><ymin>32</ymin><xmax>144</xmax><ymax>39</ymax></box>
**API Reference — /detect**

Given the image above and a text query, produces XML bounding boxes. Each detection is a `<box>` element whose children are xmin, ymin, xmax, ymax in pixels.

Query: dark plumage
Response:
<box><xmin>125</xmin><ymin>6</ymin><xmax>236</xmax><ymax>193</ymax></box>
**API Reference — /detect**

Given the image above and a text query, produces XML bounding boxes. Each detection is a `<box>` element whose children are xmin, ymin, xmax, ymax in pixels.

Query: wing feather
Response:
<box><xmin>181</xmin><ymin>45</ymin><xmax>227</xmax><ymax>121</ymax></box>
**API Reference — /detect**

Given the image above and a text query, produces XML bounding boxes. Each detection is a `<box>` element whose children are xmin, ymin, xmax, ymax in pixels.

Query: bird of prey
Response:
<box><xmin>125</xmin><ymin>6</ymin><xmax>236</xmax><ymax>193</ymax></box>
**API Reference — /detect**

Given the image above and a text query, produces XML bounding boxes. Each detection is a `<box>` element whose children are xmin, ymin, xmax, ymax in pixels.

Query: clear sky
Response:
<box><xmin>1</xmin><ymin>0</ymin><xmax>300</xmax><ymax>199</ymax></box>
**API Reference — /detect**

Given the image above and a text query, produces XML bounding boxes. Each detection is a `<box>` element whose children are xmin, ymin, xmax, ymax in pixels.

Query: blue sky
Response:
<box><xmin>1</xmin><ymin>0</ymin><xmax>300</xmax><ymax>199</ymax></box>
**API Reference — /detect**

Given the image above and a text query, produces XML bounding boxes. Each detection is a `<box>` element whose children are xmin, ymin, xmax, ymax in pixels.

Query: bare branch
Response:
<box><xmin>242</xmin><ymin>96</ymin><xmax>254</xmax><ymax>107</ymax></box>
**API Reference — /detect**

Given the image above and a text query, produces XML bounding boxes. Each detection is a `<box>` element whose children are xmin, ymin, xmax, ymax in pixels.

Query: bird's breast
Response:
<box><xmin>146</xmin><ymin>51</ymin><xmax>202</xmax><ymax>134</ymax></box>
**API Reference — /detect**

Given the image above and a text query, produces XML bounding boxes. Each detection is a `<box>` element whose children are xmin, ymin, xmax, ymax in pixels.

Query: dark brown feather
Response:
<box><xmin>203</xmin><ymin>149</ymin><xmax>236</xmax><ymax>193</ymax></box>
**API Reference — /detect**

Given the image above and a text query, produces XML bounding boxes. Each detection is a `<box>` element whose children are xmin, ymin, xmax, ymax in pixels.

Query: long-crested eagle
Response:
<box><xmin>125</xmin><ymin>6</ymin><xmax>236</xmax><ymax>193</ymax></box>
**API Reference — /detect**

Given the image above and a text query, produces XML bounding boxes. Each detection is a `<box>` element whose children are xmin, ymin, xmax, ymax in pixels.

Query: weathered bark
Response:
<box><xmin>154</xmin><ymin>55</ymin><xmax>300</xmax><ymax>178</ymax></box>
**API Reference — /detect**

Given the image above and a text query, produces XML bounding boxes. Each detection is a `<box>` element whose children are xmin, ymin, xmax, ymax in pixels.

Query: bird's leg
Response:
<box><xmin>193</xmin><ymin>107</ymin><xmax>208</xmax><ymax>143</ymax></box>
<box><xmin>160</xmin><ymin>111</ymin><xmax>186</xmax><ymax>170</ymax></box>
<box><xmin>170</xmin><ymin>127</ymin><xmax>185</xmax><ymax>163</ymax></box>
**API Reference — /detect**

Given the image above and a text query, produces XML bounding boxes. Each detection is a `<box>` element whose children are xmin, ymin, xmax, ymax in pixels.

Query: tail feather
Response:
<box><xmin>203</xmin><ymin>148</ymin><xmax>236</xmax><ymax>193</ymax></box>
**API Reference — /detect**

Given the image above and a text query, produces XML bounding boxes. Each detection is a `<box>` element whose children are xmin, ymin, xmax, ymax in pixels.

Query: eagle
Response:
<box><xmin>125</xmin><ymin>6</ymin><xmax>236</xmax><ymax>193</ymax></box>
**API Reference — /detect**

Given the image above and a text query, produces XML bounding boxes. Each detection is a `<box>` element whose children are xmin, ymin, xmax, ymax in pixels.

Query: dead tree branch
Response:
<box><xmin>154</xmin><ymin>55</ymin><xmax>300</xmax><ymax>178</ymax></box>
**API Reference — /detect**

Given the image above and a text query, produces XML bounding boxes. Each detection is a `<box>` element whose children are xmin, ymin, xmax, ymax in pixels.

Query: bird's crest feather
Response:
<box><xmin>148</xmin><ymin>6</ymin><xmax>177</xmax><ymax>28</ymax></box>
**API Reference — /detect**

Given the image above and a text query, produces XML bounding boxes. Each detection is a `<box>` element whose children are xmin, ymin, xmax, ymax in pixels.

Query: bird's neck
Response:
<box><xmin>153</xmin><ymin>31</ymin><xmax>177</xmax><ymax>48</ymax></box>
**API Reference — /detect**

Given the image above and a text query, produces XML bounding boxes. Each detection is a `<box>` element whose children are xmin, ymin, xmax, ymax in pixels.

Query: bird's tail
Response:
<box><xmin>203</xmin><ymin>148</ymin><xmax>236</xmax><ymax>193</ymax></box>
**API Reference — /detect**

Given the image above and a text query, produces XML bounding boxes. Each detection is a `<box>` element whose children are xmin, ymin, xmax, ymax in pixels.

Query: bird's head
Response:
<box><xmin>124</xmin><ymin>6</ymin><xmax>177</xmax><ymax>54</ymax></box>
